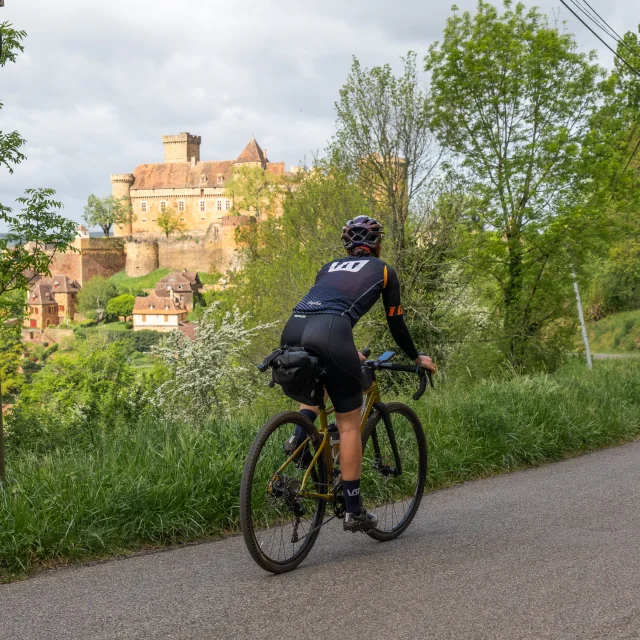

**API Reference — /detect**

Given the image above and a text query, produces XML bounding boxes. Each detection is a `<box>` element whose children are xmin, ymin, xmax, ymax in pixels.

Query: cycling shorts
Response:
<box><xmin>280</xmin><ymin>313</ymin><xmax>363</xmax><ymax>413</ymax></box>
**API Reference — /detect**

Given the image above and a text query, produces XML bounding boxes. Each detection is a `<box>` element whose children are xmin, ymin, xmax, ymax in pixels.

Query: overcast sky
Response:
<box><xmin>1</xmin><ymin>0</ymin><xmax>636</xmax><ymax>230</ymax></box>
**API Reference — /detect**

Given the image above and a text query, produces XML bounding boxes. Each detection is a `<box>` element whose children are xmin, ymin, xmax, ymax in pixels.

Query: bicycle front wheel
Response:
<box><xmin>360</xmin><ymin>402</ymin><xmax>427</xmax><ymax>542</ymax></box>
<box><xmin>240</xmin><ymin>411</ymin><xmax>328</xmax><ymax>573</ymax></box>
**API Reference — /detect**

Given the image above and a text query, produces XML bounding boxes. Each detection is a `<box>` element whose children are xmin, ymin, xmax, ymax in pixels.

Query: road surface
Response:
<box><xmin>2</xmin><ymin>441</ymin><xmax>640</xmax><ymax>639</ymax></box>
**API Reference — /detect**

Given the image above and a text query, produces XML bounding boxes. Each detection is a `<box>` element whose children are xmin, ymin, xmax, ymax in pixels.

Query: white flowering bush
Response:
<box><xmin>151</xmin><ymin>305</ymin><xmax>275</xmax><ymax>422</ymax></box>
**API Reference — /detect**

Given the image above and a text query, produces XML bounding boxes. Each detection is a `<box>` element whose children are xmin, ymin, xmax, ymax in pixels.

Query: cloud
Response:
<box><xmin>0</xmin><ymin>0</ymin><xmax>633</xmax><ymax>229</ymax></box>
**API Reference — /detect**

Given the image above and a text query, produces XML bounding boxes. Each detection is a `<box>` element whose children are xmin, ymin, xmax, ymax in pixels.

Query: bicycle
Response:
<box><xmin>240</xmin><ymin>348</ymin><xmax>433</xmax><ymax>574</ymax></box>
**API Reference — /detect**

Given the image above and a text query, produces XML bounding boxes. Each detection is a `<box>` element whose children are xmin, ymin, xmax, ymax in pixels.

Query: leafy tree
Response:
<box><xmin>77</xmin><ymin>276</ymin><xmax>117</xmax><ymax>318</ymax></box>
<box><xmin>83</xmin><ymin>194</ymin><xmax>132</xmax><ymax>237</ymax></box>
<box><xmin>156</xmin><ymin>207</ymin><xmax>186</xmax><ymax>238</ymax></box>
<box><xmin>7</xmin><ymin>335</ymin><xmax>143</xmax><ymax>451</ymax></box>
<box><xmin>106</xmin><ymin>294</ymin><xmax>135</xmax><ymax>319</ymax></box>
<box><xmin>225</xmin><ymin>165</ymin><xmax>285</xmax><ymax>221</ymax></box>
<box><xmin>0</xmin><ymin>23</ymin><xmax>77</xmax><ymax>328</ymax></box>
<box><xmin>425</xmin><ymin>1</ymin><xmax>605</xmax><ymax>368</ymax></box>
<box><xmin>332</xmin><ymin>52</ymin><xmax>441</xmax><ymax>269</ymax></box>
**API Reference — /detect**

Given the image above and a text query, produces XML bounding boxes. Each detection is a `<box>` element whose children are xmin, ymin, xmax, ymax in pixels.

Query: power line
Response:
<box><xmin>559</xmin><ymin>0</ymin><xmax>640</xmax><ymax>77</ymax></box>
<box><xmin>566</xmin><ymin>0</ymin><xmax>621</xmax><ymax>46</ymax></box>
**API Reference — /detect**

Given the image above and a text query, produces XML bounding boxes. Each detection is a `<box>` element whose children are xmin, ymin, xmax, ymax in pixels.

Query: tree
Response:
<box><xmin>425</xmin><ymin>1</ymin><xmax>605</xmax><ymax>368</ymax></box>
<box><xmin>106</xmin><ymin>294</ymin><xmax>135</xmax><ymax>320</ymax></box>
<box><xmin>77</xmin><ymin>276</ymin><xmax>117</xmax><ymax>319</ymax></box>
<box><xmin>225</xmin><ymin>165</ymin><xmax>284</xmax><ymax>220</ymax></box>
<box><xmin>83</xmin><ymin>194</ymin><xmax>132</xmax><ymax>237</ymax></box>
<box><xmin>0</xmin><ymin>24</ymin><xmax>77</xmax><ymax>327</ymax></box>
<box><xmin>156</xmin><ymin>207</ymin><xmax>186</xmax><ymax>238</ymax></box>
<box><xmin>332</xmin><ymin>52</ymin><xmax>441</xmax><ymax>269</ymax></box>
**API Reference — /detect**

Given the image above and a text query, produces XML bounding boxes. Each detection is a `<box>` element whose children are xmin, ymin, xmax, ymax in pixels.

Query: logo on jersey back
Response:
<box><xmin>328</xmin><ymin>260</ymin><xmax>368</xmax><ymax>274</ymax></box>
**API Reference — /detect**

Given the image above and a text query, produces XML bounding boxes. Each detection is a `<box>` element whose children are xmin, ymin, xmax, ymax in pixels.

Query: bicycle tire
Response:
<box><xmin>360</xmin><ymin>402</ymin><xmax>427</xmax><ymax>542</ymax></box>
<box><xmin>240</xmin><ymin>411</ymin><xmax>328</xmax><ymax>573</ymax></box>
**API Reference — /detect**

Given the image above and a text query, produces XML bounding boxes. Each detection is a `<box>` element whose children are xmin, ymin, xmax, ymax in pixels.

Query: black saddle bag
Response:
<box><xmin>260</xmin><ymin>346</ymin><xmax>325</xmax><ymax>405</ymax></box>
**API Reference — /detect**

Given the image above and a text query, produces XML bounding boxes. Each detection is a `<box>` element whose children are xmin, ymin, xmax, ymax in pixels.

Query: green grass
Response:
<box><xmin>587</xmin><ymin>309</ymin><xmax>640</xmax><ymax>353</ymax></box>
<box><xmin>109</xmin><ymin>269</ymin><xmax>172</xmax><ymax>294</ymax></box>
<box><xmin>2</xmin><ymin>359</ymin><xmax>640</xmax><ymax>580</ymax></box>
<box><xmin>109</xmin><ymin>269</ymin><xmax>221</xmax><ymax>295</ymax></box>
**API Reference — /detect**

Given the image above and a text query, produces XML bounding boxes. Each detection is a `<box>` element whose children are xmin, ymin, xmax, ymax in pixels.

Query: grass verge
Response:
<box><xmin>1</xmin><ymin>359</ymin><xmax>639</xmax><ymax>580</ymax></box>
<box><xmin>586</xmin><ymin>309</ymin><xmax>640</xmax><ymax>353</ymax></box>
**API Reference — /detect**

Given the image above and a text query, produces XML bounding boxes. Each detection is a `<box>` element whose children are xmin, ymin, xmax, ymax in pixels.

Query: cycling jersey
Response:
<box><xmin>292</xmin><ymin>256</ymin><xmax>419</xmax><ymax>361</ymax></box>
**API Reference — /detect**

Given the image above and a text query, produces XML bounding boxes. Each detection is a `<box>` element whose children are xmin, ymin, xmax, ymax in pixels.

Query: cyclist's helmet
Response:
<box><xmin>341</xmin><ymin>216</ymin><xmax>384</xmax><ymax>251</ymax></box>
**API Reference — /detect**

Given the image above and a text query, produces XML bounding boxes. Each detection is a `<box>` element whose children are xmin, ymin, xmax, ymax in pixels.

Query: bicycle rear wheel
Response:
<box><xmin>360</xmin><ymin>402</ymin><xmax>427</xmax><ymax>542</ymax></box>
<box><xmin>240</xmin><ymin>411</ymin><xmax>328</xmax><ymax>573</ymax></box>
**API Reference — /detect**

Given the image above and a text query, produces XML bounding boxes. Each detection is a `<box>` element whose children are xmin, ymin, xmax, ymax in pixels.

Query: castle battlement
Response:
<box><xmin>161</xmin><ymin>132</ymin><xmax>202</xmax><ymax>145</ymax></box>
<box><xmin>110</xmin><ymin>173</ymin><xmax>135</xmax><ymax>184</ymax></box>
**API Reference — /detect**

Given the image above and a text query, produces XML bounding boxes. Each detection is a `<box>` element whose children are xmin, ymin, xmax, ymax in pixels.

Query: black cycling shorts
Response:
<box><xmin>280</xmin><ymin>313</ymin><xmax>363</xmax><ymax>413</ymax></box>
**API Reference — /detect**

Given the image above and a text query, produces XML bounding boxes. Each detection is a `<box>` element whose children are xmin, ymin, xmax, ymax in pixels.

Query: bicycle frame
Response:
<box><xmin>271</xmin><ymin>380</ymin><xmax>381</xmax><ymax>502</ymax></box>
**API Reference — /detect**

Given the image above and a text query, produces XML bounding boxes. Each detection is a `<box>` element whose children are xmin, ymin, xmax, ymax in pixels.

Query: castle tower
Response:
<box><xmin>162</xmin><ymin>132</ymin><xmax>201</xmax><ymax>164</ymax></box>
<box><xmin>110</xmin><ymin>173</ymin><xmax>135</xmax><ymax>236</ymax></box>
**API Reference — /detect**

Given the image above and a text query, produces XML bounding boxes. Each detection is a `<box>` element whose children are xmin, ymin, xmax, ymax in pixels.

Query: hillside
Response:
<box><xmin>586</xmin><ymin>309</ymin><xmax>640</xmax><ymax>354</ymax></box>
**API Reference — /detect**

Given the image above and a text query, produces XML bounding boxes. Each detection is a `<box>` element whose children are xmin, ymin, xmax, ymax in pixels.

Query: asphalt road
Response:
<box><xmin>2</xmin><ymin>441</ymin><xmax>640</xmax><ymax>640</ymax></box>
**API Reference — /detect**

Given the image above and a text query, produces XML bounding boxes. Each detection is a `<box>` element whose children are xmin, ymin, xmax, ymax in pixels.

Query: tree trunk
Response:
<box><xmin>503</xmin><ymin>232</ymin><xmax>525</xmax><ymax>367</ymax></box>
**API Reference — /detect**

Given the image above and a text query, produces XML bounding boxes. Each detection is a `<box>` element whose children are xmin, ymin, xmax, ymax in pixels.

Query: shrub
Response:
<box><xmin>106</xmin><ymin>294</ymin><xmax>135</xmax><ymax>319</ymax></box>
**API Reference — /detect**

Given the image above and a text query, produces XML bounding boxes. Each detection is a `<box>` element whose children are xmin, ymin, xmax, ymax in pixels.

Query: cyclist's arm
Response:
<box><xmin>381</xmin><ymin>264</ymin><xmax>420</xmax><ymax>362</ymax></box>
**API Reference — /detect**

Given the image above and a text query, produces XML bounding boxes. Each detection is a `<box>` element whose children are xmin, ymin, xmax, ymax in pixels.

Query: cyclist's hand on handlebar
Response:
<box><xmin>358</xmin><ymin>351</ymin><xmax>368</xmax><ymax>363</ymax></box>
<box><xmin>414</xmin><ymin>354</ymin><xmax>437</xmax><ymax>373</ymax></box>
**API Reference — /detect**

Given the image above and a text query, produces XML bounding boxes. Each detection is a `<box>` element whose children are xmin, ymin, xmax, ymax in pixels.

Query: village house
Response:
<box><xmin>24</xmin><ymin>275</ymin><xmax>81</xmax><ymax>329</ymax></box>
<box><xmin>154</xmin><ymin>270</ymin><xmax>202</xmax><ymax>312</ymax></box>
<box><xmin>132</xmin><ymin>292</ymin><xmax>188</xmax><ymax>332</ymax></box>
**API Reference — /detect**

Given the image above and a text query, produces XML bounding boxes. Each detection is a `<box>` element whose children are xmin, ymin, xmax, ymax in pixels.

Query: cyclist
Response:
<box><xmin>281</xmin><ymin>215</ymin><xmax>436</xmax><ymax>532</ymax></box>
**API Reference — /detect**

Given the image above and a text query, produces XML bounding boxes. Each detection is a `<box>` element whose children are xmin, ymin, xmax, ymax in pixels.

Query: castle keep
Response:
<box><xmin>111</xmin><ymin>133</ymin><xmax>290</xmax><ymax>276</ymax></box>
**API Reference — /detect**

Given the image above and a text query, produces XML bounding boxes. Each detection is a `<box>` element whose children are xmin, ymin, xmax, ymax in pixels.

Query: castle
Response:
<box><xmin>110</xmin><ymin>133</ymin><xmax>294</xmax><ymax>276</ymax></box>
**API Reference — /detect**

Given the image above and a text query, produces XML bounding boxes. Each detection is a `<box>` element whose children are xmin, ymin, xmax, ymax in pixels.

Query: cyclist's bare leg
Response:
<box><xmin>335</xmin><ymin>408</ymin><xmax>362</xmax><ymax>481</ymax></box>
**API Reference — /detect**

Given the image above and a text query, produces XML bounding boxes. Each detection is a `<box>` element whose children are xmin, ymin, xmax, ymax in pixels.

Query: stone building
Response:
<box><xmin>132</xmin><ymin>292</ymin><xmax>188</xmax><ymax>332</ymax></box>
<box><xmin>154</xmin><ymin>270</ymin><xmax>202</xmax><ymax>312</ymax></box>
<box><xmin>24</xmin><ymin>275</ymin><xmax>81</xmax><ymax>329</ymax></box>
<box><xmin>111</xmin><ymin>133</ymin><xmax>286</xmax><ymax>237</ymax></box>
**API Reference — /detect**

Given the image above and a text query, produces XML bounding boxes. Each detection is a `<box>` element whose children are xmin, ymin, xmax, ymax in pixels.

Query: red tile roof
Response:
<box><xmin>132</xmin><ymin>161</ymin><xmax>234</xmax><ymax>191</ymax></box>
<box><xmin>236</xmin><ymin>138</ymin><xmax>266</xmax><ymax>164</ymax></box>
<box><xmin>28</xmin><ymin>275</ymin><xmax>80</xmax><ymax>305</ymax></box>
<box><xmin>133</xmin><ymin>292</ymin><xmax>186</xmax><ymax>314</ymax></box>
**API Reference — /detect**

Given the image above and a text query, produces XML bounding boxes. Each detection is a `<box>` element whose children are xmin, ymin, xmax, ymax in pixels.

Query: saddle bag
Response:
<box><xmin>260</xmin><ymin>346</ymin><xmax>325</xmax><ymax>405</ymax></box>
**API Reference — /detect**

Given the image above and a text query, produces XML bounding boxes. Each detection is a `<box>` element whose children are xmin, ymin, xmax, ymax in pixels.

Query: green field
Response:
<box><xmin>2</xmin><ymin>358</ymin><xmax>640</xmax><ymax>580</ymax></box>
<box><xmin>108</xmin><ymin>269</ymin><xmax>172</xmax><ymax>294</ymax></box>
<box><xmin>586</xmin><ymin>309</ymin><xmax>640</xmax><ymax>354</ymax></box>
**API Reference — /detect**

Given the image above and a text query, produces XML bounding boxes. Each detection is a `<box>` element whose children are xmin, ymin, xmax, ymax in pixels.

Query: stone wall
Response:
<box><xmin>125</xmin><ymin>240</ymin><xmax>160</xmax><ymax>277</ymax></box>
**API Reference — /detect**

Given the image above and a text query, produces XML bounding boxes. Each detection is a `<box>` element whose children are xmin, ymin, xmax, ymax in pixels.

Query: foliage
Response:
<box><xmin>77</xmin><ymin>276</ymin><xmax>117</xmax><ymax>318</ymax></box>
<box><xmin>0</xmin><ymin>334</ymin><xmax>24</xmax><ymax>397</ymax></box>
<box><xmin>3</xmin><ymin>358</ymin><xmax>640</xmax><ymax>578</ymax></box>
<box><xmin>425</xmin><ymin>0</ymin><xmax>606</xmax><ymax>369</ymax></box>
<box><xmin>151</xmin><ymin>305</ymin><xmax>275</xmax><ymax>421</ymax></box>
<box><xmin>7</xmin><ymin>335</ymin><xmax>145</xmax><ymax>452</ymax></box>
<box><xmin>83</xmin><ymin>194</ymin><xmax>132</xmax><ymax>237</ymax></box>
<box><xmin>585</xmin><ymin>309</ymin><xmax>640</xmax><ymax>353</ymax></box>
<box><xmin>0</xmin><ymin>23</ymin><xmax>78</xmax><ymax>329</ymax></box>
<box><xmin>225</xmin><ymin>165</ymin><xmax>285</xmax><ymax>221</ymax></box>
<box><xmin>332</xmin><ymin>52</ymin><xmax>441</xmax><ymax>269</ymax></box>
<box><xmin>128</xmin><ymin>329</ymin><xmax>162</xmax><ymax>353</ymax></box>
<box><xmin>156</xmin><ymin>207</ymin><xmax>186</xmax><ymax>238</ymax></box>
<box><xmin>106</xmin><ymin>294</ymin><xmax>135</xmax><ymax>319</ymax></box>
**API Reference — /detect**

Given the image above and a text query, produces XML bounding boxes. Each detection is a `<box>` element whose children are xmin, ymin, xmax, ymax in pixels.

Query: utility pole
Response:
<box><xmin>0</xmin><ymin>378</ymin><xmax>4</xmax><ymax>482</ymax></box>
<box><xmin>571</xmin><ymin>263</ymin><xmax>593</xmax><ymax>370</ymax></box>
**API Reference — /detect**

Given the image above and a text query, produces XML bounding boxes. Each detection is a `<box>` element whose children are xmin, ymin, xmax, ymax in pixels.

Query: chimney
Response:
<box><xmin>263</xmin><ymin>148</ymin><xmax>267</xmax><ymax>161</ymax></box>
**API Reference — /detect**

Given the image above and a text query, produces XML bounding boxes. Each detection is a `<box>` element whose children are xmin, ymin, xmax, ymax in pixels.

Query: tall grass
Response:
<box><xmin>586</xmin><ymin>309</ymin><xmax>640</xmax><ymax>353</ymax></box>
<box><xmin>1</xmin><ymin>359</ymin><xmax>639</xmax><ymax>580</ymax></box>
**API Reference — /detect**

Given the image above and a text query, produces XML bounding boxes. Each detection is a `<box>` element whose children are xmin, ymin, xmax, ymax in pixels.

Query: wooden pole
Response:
<box><xmin>571</xmin><ymin>263</ymin><xmax>593</xmax><ymax>370</ymax></box>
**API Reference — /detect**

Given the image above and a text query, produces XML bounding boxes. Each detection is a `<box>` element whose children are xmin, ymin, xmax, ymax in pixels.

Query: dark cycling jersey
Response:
<box><xmin>292</xmin><ymin>256</ymin><xmax>419</xmax><ymax>361</ymax></box>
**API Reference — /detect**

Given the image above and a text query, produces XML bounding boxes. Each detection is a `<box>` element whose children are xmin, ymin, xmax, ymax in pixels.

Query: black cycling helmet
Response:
<box><xmin>341</xmin><ymin>215</ymin><xmax>384</xmax><ymax>251</ymax></box>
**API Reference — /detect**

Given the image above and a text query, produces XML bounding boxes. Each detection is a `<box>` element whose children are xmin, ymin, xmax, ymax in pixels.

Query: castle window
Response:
<box><xmin>199</xmin><ymin>200</ymin><xmax>206</xmax><ymax>212</ymax></box>
<box><xmin>142</xmin><ymin>218</ymin><xmax>147</xmax><ymax>223</ymax></box>
<box><xmin>217</xmin><ymin>175</ymin><xmax>223</xmax><ymax>184</ymax></box>
<box><xmin>141</xmin><ymin>202</ymin><xmax>148</xmax><ymax>213</ymax></box>
<box><xmin>225</xmin><ymin>200</ymin><xmax>231</xmax><ymax>210</ymax></box>
<box><xmin>59</xmin><ymin>305</ymin><xmax>65</xmax><ymax>312</ymax></box>
<box><xmin>201</xmin><ymin>217</ymin><xmax>206</xmax><ymax>221</ymax></box>
<box><xmin>180</xmin><ymin>217</ymin><xmax>185</xmax><ymax>221</ymax></box>
<box><xmin>217</xmin><ymin>200</ymin><xmax>222</xmax><ymax>211</ymax></box>
<box><xmin>160</xmin><ymin>201</ymin><xmax>167</xmax><ymax>212</ymax></box>
<box><xmin>151</xmin><ymin>218</ymin><xmax>156</xmax><ymax>222</ymax></box>
<box><xmin>35</xmin><ymin>307</ymin><xmax>39</xmax><ymax>315</ymax></box>
<box><xmin>200</xmin><ymin>176</ymin><xmax>206</xmax><ymax>184</ymax></box>
<box><xmin>178</xmin><ymin>200</ymin><xmax>185</xmax><ymax>212</ymax></box>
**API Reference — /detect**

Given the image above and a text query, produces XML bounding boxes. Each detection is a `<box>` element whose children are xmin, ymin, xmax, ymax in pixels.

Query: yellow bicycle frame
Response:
<box><xmin>270</xmin><ymin>380</ymin><xmax>381</xmax><ymax>502</ymax></box>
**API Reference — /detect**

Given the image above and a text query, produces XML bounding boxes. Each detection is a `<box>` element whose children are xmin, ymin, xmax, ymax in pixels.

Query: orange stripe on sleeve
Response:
<box><xmin>383</xmin><ymin>265</ymin><xmax>388</xmax><ymax>288</ymax></box>
<box><xmin>388</xmin><ymin>306</ymin><xmax>396</xmax><ymax>316</ymax></box>
<box><xmin>397</xmin><ymin>305</ymin><xmax>403</xmax><ymax>315</ymax></box>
